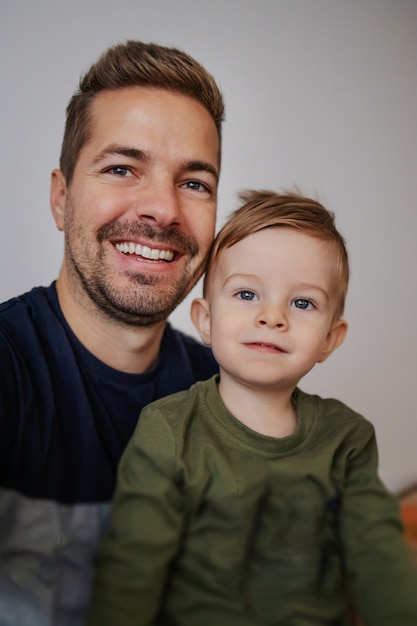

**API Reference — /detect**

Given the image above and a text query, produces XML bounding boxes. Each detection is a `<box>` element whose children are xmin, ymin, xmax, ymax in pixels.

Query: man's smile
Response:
<box><xmin>115</xmin><ymin>241</ymin><xmax>175</xmax><ymax>261</ymax></box>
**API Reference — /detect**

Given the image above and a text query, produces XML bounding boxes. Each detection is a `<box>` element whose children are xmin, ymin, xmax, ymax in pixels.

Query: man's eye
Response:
<box><xmin>292</xmin><ymin>298</ymin><xmax>313</xmax><ymax>310</ymax></box>
<box><xmin>106</xmin><ymin>166</ymin><xmax>132</xmax><ymax>177</ymax></box>
<box><xmin>236</xmin><ymin>290</ymin><xmax>258</xmax><ymax>301</ymax></box>
<box><xmin>183</xmin><ymin>180</ymin><xmax>210</xmax><ymax>193</ymax></box>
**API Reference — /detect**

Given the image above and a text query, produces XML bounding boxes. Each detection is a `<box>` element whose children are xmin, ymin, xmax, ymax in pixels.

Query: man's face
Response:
<box><xmin>52</xmin><ymin>87</ymin><xmax>220</xmax><ymax>326</ymax></box>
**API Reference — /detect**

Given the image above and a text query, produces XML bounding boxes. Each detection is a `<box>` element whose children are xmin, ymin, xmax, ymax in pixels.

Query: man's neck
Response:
<box><xmin>55</xmin><ymin>272</ymin><xmax>166</xmax><ymax>374</ymax></box>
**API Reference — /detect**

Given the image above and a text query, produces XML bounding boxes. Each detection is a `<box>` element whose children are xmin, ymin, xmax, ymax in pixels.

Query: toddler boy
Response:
<box><xmin>89</xmin><ymin>190</ymin><xmax>417</xmax><ymax>626</ymax></box>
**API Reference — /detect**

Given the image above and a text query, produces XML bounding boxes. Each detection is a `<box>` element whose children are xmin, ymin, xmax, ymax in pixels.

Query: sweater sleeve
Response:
<box><xmin>0</xmin><ymin>329</ymin><xmax>20</xmax><ymax>457</ymax></box>
<box><xmin>87</xmin><ymin>405</ymin><xmax>185</xmax><ymax>626</ymax></box>
<box><xmin>340</xmin><ymin>422</ymin><xmax>417</xmax><ymax>626</ymax></box>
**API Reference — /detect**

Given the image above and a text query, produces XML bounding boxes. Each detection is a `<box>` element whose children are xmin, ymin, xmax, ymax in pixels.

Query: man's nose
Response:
<box><xmin>134</xmin><ymin>178</ymin><xmax>182</xmax><ymax>227</ymax></box>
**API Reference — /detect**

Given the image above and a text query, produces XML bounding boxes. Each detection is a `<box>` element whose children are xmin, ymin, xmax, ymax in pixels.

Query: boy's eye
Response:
<box><xmin>292</xmin><ymin>298</ymin><xmax>313</xmax><ymax>310</ymax></box>
<box><xmin>236</xmin><ymin>290</ymin><xmax>258</xmax><ymax>301</ymax></box>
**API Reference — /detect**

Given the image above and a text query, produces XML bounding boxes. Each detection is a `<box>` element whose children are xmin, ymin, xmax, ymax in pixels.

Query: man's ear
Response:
<box><xmin>50</xmin><ymin>169</ymin><xmax>67</xmax><ymax>231</ymax></box>
<box><xmin>318</xmin><ymin>319</ymin><xmax>348</xmax><ymax>363</ymax></box>
<box><xmin>190</xmin><ymin>298</ymin><xmax>212</xmax><ymax>346</ymax></box>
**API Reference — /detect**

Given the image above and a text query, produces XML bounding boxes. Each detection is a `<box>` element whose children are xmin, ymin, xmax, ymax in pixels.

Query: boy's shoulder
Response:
<box><xmin>295</xmin><ymin>387</ymin><xmax>374</xmax><ymax>433</ymax></box>
<box><xmin>141</xmin><ymin>375</ymin><xmax>216</xmax><ymax>416</ymax></box>
<box><xmin>133</xmin><ymin>377</ymin><xmax>218</xmax><ymax>450</ymax></box>
<box><xmin>296</xmin><ymin>386</ymin><xmax>364</xmax><ymax>416</ymax></box>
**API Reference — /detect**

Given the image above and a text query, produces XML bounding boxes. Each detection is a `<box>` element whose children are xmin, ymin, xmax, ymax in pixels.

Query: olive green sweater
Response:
<box><xmin>89</xmin><ymin>376</ymin><xmax>417</xmax><ymax>626</ymax></box>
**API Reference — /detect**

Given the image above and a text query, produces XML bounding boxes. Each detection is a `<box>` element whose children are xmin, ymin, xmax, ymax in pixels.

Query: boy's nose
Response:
<box><xmin>256</xmin><ymin>304</ymin><xmax>288</xmax><ymax>329</ymax></box>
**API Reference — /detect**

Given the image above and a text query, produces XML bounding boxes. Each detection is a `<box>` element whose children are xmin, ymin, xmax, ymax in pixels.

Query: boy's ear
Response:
<box><xmin>318</xmin><ymin>319</ymin><xmax>348</xmax><ymax>363</ymax></box>
<box><xmin>50</xmin><ymin>169</ymin><xmax>67</xmax><ymax>231</ymax></box>
<box><xmin>190</xmin><ymin>298</ymin><xmax>212</xmax><ymax>346</ymax></box>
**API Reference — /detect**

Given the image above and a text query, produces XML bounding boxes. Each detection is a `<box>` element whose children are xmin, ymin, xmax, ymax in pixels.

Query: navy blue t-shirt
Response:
<box><xmin>0</xmin><ymin>283</ymin><xmax>218</xmax><ymax>625</ymax></box>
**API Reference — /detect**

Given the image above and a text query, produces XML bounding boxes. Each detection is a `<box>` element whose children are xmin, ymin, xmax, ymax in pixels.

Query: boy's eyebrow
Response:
<box><xmin>223</xmin><ymin>272</ymin><xmax>256</xmax><ymax>281</ymax></box>
<box><xmin>90</xmin><ymin>144</ymin><xmax>219</xmax><ymax>182</ymax></box>
<box><xmin>295</xmin><ymin>282</ymin><xmax>330</xmax><ymax>302</ymax></box>
<box><xmin>223</xmin><ymin>275</ymin><xmax>331</xmax><ymax>300</ymax></box>
<box><xmin>221</xmin><ymin>273</ymin><xmax>259</xmax><ymax>288</ymax></box>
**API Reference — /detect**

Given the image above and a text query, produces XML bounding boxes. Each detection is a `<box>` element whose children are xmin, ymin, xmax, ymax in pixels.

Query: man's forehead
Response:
<box><xmin>89</xmin><ymin>85</ymin><xmax>213</xmax><ymax>123</ymax></box>
<box><xmin>88</xmin><ymin>86</ymin><xmax>219</xmax><ymax>149</ymax></box>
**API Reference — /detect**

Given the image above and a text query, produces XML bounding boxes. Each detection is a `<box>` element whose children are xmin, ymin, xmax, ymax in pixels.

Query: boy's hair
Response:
<box><xmin>59</xmin><ymin>40</ymin><xmax>225</xmax><ymax>185</ymax></box>
<box><xmin>204</xmin><ymin>190</ymin><xmax>349</xmax><ymax>318</ymax></box>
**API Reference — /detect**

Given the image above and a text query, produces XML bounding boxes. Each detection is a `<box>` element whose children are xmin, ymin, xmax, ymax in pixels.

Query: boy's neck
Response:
<box><xmin>217</xmin><ymin>375</ymin><xmax>298</xmax><ymax>439</ymax></box>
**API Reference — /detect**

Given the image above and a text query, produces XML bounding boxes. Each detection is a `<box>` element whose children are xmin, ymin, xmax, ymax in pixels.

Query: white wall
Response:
<box><xmin>1</xmin><ymin>0</ymin><xmax>416</xmax><ymax>491</ymax></box>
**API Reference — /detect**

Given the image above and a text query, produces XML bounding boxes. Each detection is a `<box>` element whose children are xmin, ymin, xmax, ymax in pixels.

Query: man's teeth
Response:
<box><xmin>115</xmin><ymin>242</ymin><xmax>174</xmax><ymax>262</ymax></box>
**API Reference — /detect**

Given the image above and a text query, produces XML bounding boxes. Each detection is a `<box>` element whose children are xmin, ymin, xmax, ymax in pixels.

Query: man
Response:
<box><xmin>0</xmin><ymin>41</ymin><xmax>224</xmax><ymax>625</ymax></box>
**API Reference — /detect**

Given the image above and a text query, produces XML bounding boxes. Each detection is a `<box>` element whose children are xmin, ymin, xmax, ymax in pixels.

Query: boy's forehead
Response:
<box><xmin>219</xmin><ymin>227</ymin><xmax>325</xmax><ymax>260</ymax></box>
<box><xmin>210</xmin><ymin>227</ymin><xmax>341</xmax><ymax>289</ymax></box>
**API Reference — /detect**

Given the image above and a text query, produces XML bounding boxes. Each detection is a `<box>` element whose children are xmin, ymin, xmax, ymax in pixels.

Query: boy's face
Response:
<box><xmin>192</xmin><ymin>227</ymin><xmax>347</xmax><ymax>393</ymax></box>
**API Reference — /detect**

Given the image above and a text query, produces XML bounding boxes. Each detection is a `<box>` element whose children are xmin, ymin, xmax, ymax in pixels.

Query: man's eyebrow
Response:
<box><xmin>182</xmin><ymin>160</ymin><xmax>219</xmax><ymax>184</ymax></box>
<box><xmin>91</xmin><ymin>145</ymin><xmax>148</xmax><ymax>167</ymax></box>
<box><xmin>90</xmin><ymin>148</ymin><xmax>218</xmax><ymax>182</ymax></box>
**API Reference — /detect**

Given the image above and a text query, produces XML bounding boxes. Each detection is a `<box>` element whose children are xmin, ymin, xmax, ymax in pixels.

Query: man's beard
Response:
<box><xmin>64</xmin><ymin>208</ymin><xmax>206</xmax><ymax>327</ymax></box>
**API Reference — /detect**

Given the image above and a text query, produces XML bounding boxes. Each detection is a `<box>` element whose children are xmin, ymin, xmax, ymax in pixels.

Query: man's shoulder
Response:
<box><xmin>163</xmin><ymin>324</ymin><xmax>218</xmax><ymax>381</ymax></box>
<box><xmin>146</xmin><ymin>375</ymin><xmax>213</xmax><ymax>409</ymax></box>
<box><xmin>0</xmin><ymin>284</ymin><xmax>54</xmax><ymax>326</ymax></box>
<box><xmin>0</xmin><ymin>284</ymin><xmax>64</xmax><ymax>382</ymax></box>
<box><xmin>164</xmin><ymin>324</ymin><xmax>211</xmax><ymax>353</ymax></box>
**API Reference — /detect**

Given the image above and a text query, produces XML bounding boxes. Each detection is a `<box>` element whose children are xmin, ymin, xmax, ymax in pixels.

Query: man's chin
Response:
<box><xmin>93</xmin><ymin>287</ymin><xmax>188</xmax><ymax>327</ymax></box>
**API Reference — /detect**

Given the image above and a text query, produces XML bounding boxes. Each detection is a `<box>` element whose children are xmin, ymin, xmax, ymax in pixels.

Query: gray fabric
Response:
<box><xmin>0</xmin><ymin>488</ymin><xmax>110</xmax><ymax>626</ymax></box>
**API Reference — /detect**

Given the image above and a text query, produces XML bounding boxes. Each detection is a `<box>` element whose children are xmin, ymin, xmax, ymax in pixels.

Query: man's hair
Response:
<box><xmin>59</xmin><ymin>40</ymin><xmax>225</xmax><ymax>184</ymax></box>
<box><xmin>204</xmin><ymin>190</ymin><xmax>349</xmax><ymax>318</ymax></box>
